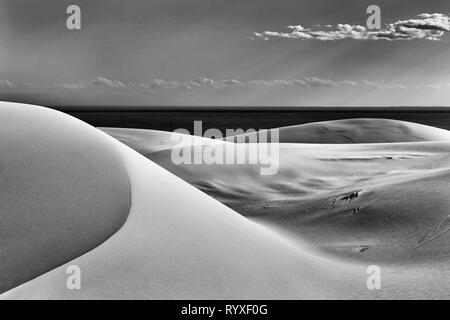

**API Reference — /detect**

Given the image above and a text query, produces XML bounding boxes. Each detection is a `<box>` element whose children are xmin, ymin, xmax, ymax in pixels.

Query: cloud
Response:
<box><xmin>91</xmin><ymin>76</ymin><xmax>126</xmax><ymax>88</ymax></box>
<box><xmin>245</xmin><ymin>78</ymin><xmax>405</xmax><ymax>89</ymax></box>
<box><xmin>79</xmin><ymin>77</ymin><xmax>394</xmax><ymax>91</ymax></box>
<box><xmin>3</xmin><ymin>76</ymin><xmax>448</xmax><ymax>107</ymax></box>
<box><xmin>254</xmin><ymin>13</ymin><xmax>450</xmax><ymax>41</ymax></box>
<box><xmin>192</xmin><ymin>77</ymin><xmax>215</xmax><ymax>86</ymax></box>
<box><xmin>149</xmin><ymin>79</ymin><xmax>179</xmax><ymax>89</ymax></box>
<box><xmin>5</xmin><ymin>76</ymin><xmax>446</xmax><ymax>98</ymax></box>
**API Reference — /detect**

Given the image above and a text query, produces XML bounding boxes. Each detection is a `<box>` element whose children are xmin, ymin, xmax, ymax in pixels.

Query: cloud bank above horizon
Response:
<box><xmin>2</xmin><ymin>75</ymin><xmax>449</xmax><ymax>107</ymax></box>
<box><xmin>3</xmin><ymin>76</ymin><xmax>449</xmax><ymax>93</ymax></box>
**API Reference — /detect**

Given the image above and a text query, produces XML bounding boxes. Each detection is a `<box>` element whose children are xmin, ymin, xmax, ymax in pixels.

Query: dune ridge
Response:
<box><xmin>100</xmin><ymin>127</ymin><xmax>230</xmax><ymax>155</ymax></box>
<box><xmin>99</xmin><ymin>118</ymin><xmax>450</xmax><ymax>298</ymax></box>
<box><xmin>232</xmin><ymin>118</ymin><xmax>450</xmax><ymax>144</ymax></box>
<box><xmin>1</xmin><ymin>104</ymin><xmax>375</xmax><ymax>299</ymax></box>
<box><xmin>2</xmin><ymin>104</ymin><xmax>449</xmax><ymax>299</ymax></box>
<box><xmin>0</xmin><ymin>102</ymin><xmax>131</xmax><ymax>293</ymax></box>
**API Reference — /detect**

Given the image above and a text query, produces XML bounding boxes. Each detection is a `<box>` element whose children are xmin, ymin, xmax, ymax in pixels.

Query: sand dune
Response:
<box><xmin>0</xmin><ymin>102</ymin><xmax>131</xmax><ymax>293</ymax></box>
<box><xmin>2</xmin><ymin>104</ymin><xmax>450</xmax><ymax>299</ymax></box>
<box><xmin>2</xmin><ymin>139</ymin><xmax>374</xmax><ymax>300</ymax></box>
<box><xmin>105</xmin><ymin>122</ymin><xmax>450</xmax><ymax>298</ymax></box>
<box><xmin>144</xmin><ymin>142</ymin><xmax>450</xmax><ymax>264</ymax></box>
<box><xmin>232</xmin><ymin>118</ymin><xmax>450</xmax><ymax>143</ymax></box>
<box><xmin>0</xmin><ymin>103</ymin><xmax>372</xmax><ymax>299</ymax></box>
<box><xmin>100</xmin><ymin>127</ymin><xmax>229</xmax><ymax>155</ymax></box>
<box><xmin>101</xmin><ymin>119</ymin><xmax>450</xmax><ymax>292</ymax></box>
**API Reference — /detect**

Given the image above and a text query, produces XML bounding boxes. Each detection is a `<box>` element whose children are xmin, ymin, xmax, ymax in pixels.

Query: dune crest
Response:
<box><xmin>0</xmin><ymin>102</ymin><xmax>131</xmax><ymax>293</ymax></box>
<box><xmin>3</xmin><ymin>105</ymin><xmax>449</xmax><ymax>299</ymax></box>
<box><xmin>1</xmin><ymin>103</ymin><xmax>375</xmax><ymax>300</ymax></box>
<box><xmin>234</xmin><ymin>118</ymin><xmax>450</xmax><ymax>144</ymax></box>
<box><xmin>105</xmin><ymin>121</ymin><xmax>450</xmax><ymax>268</ymax></box>
<box><xmin>100</xmin><ymin>127</ymin><xmax>229</xmax><ymax>155</ymax></box>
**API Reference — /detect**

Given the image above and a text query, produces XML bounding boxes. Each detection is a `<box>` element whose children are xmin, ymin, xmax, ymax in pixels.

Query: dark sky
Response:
<box><xmin>1</xmin><ymin>0</ymin><xmax>450</xmax><ymax>106</ymax></box>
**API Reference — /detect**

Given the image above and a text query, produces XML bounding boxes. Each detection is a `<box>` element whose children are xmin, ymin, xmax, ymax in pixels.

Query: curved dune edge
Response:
<box><xmin>100</xmin><ymin>123</ymin><xmax>450</xmax><ymax>298</ymax></box>
<box><xmin>0</xmin><ymin>102</ymin><xmax>131</xmax><ymax>294</ymax></box>
<box><xmin>2</xmin><ymin>108</ymin><xmax>449</xmax><ymax>299</ymax></box>
<box><xmin>0</xmin><ymin>110</ymin><xmax>371</xmax><ymax>300</ymax></box>
<box><xmin>145</xmin><ymin>141</ymin><xmax>450</xmax><ymax>265</ymax></box>
<box><xmin>100</xmin><ymin>127</ymin><xmax>231</xmax><ymax>155</ymax></box>
<box><xmin>233</xmin><ymin>118</ymin><xmax>450</xmax><ymax>144</ymax></box>
<box><xmin>3</xmin><ymin>122</ymin><xmax>449</xmax><ymax>299</ymax></box>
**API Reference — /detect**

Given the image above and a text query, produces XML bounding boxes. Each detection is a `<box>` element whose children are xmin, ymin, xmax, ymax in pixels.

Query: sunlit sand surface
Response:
<box><xmin>1</xmin><ymin>103</ymin><xmax>449</xmax><ymax>299</ymax></box>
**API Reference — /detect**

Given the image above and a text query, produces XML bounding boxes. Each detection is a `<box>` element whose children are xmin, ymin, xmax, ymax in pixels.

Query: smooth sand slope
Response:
<box><xmin>100</xmin><ymin>127</ymin><xmax>229</xmax><ymax>155</ymax></box>
<box><xmin>148</xmin><ymin>143</ymin><xmax>450</xmax><ymax>264</ymax></box>
<box><xmin>232</xmin><ymin>118</ymin><xmax>450</xmax><ymax>143</ymax></box>
<box><xmin>1</xmin><ymin>103</ymin><xmax>379</xmax><ymax>300</ymax></box>
<box><xmin>0</xmin><ymin>102</ymin><xmax>131</xmax><ymax>293</ymax></box>
<box><xmin>3</xmin><ymin>107</ymin><xmax>449</xmax><ymax>299</ymax></box>
<box><xmin>101</xmin><ymin>119</ymin><xmax>450</xmax><ymax>299</ymax></box>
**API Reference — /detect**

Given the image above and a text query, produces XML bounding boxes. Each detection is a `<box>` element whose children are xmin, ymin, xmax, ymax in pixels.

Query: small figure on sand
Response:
<box><xmin>340</xmin><ymin>191</ymin><xmax>359</xmax><ymax>204</ymax></box>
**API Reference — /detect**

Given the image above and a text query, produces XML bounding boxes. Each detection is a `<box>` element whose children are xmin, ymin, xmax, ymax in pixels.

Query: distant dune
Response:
<box><xmin>140</xmin><ymin>120</ymin><xmax>450</xmax><ymax>265</ymax></box>
<box><xmin>2</xmin><ymin>104</ymin><xmax>449</xmax><ymax>299</ymax></box>
<box><xmin>147</xmin><ymin>142</ymin><xmax>450</xmax><ymax>264</ymax></box>
<box><xmin>233</xmin><ymin>118</ymin><xmax>450</xmax><ymax>143</ymax></box>
<box><xmin>101</xmin><ymin>117</ymin><xmax>450</xmax><ymax>298</ymax></box>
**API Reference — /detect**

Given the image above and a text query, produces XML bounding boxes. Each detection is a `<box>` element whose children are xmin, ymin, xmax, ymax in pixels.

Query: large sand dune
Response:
<box><xmin>0</xmin><ymin>103</ymin><xmax>131</xmax><ymax>293</ymax></box>
<box><xmin>0</xmin><ymin>103</ymin><xmax>371</xmax><ymax>299</ymax></box>
<box><xmin>2</xmin><ymin>138</ymin><xmax>373</xmax><ymax>299</ymax></box>
<box><xmin>99</xmin><ymin>118</ymin><xmax>450</xmax><ymax>298</ymax></box>
<box><xmin>2</xmin><ymin>104</ymin><xmax>449</xmax><ymax>299</ymax></box>
<box><xmin>141</xmin><ymin>142</ymin><xmax>450</xmax><ymax>264</ymax></box>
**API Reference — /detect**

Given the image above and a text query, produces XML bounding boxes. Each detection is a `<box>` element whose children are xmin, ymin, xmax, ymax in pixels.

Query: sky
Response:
<box><xmin>1</xmin><ymin>0</ymin><xmax>450</xmax><ymax>107</ymax></box>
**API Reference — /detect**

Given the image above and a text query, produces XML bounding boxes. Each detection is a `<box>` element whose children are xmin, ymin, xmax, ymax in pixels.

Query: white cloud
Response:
<box><xmin>254</xmin><ymin>13</ymin><xmax>450</xmax><ymax>41</ymax></box>
<box><xmin>92</xmin><ymin>76</ymin><xmax>126</xmax><ymax>88</ymax></box>
<box><xmin>150</xmin><ymin>79</ymin><xmax>179</xmax><ymax>89</ymax></box>
<box><xmin>5</xmin><ymin>76</ymin><xmax>445</xmax><ymax>98</ymax></box>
